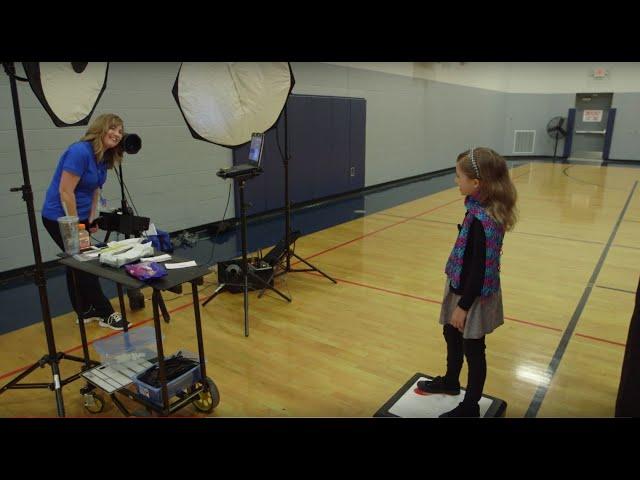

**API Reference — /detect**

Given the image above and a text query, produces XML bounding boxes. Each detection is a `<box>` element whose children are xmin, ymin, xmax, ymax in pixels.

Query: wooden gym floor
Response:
<box><xmin>0</xmin><ymin>161</ymin><xmax>638</xmax><ymax>417</ymax></box>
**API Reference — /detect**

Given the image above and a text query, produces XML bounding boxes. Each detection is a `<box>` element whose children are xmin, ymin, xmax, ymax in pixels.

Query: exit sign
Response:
<box><xmin>593</xmin><ymin>68</ymin><xmax>608</xmax><ymax>78</ymax></box>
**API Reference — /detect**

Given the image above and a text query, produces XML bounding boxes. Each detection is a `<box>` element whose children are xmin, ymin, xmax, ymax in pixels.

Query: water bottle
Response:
<box><xmin>78</xmin><ymin>223</ymin><xmax>91</xmax><ymax>251</ymax></box>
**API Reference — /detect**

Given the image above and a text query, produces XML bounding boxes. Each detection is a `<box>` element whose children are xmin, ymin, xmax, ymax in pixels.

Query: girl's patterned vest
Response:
<box><xmin>444</xmin><ymin>196</ymin><xmax>505</xmax><ymax>297</ymax></box>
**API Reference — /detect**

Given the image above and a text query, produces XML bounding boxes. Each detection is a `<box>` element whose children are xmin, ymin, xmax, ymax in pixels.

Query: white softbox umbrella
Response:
<box><xmin>172</xmin><ymin>62</ymin><xmax>294</xmax><ymax>147</ymax></box>
<box><xmin>22</xmin><ymin>62</ymin><xmax>109</xmax><ymax>127</ymax></box>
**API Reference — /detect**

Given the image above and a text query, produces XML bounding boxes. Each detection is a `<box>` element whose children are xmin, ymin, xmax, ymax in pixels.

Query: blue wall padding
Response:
<box><xmin>232</xmin><ymin>94</ymin><xmax>367</xmax><ymax>217</ymax></box>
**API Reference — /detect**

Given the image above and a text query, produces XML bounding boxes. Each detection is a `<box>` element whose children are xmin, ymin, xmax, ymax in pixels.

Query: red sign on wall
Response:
<box><xmin>583</xmin><ymin>110</ymin><xmax>603</xmax><ymax>122</ymax></box>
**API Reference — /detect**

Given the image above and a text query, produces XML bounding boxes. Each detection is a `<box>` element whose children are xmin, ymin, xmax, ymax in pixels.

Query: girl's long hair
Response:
<box><xmin>80</xmin><ymin>113</ymin><xmax>124</xmax><ymax>169</ymax></box>
<box><xmin>457</xmin><ymin>147</ymin><xmax>518</xmax><ymax>231</ymax></box>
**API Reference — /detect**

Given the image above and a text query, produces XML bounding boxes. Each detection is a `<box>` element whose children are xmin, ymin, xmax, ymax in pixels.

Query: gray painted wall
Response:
<box><xmin>290</xmin><ymin>63</ymin><xmax>506</xmax><ymax>186</ymax></box>
<box><xmin>1</xmin><ymin>62</ymin><xmax>638</xmax><ymax>272</ymax></box>
<box><xmin>503</xmin><ymin>93</ymin><xmax>574</xmax><ymax>157</ymax></box>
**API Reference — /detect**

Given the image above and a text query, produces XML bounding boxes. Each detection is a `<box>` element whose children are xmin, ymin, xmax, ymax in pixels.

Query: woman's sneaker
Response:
<box><xmin>416</xmin><ymin>376</ymin><xmax>461</xmax><ymax>395</ymax></box>
<box><xmin>76</xmin><ymin>306</ymin><xmax>102</xmax><ymax>325</ymax></box>
<box><xmin>98</xmin><ymin>312</ymin><xmax>131</xmax><ymax>331</ymax></box>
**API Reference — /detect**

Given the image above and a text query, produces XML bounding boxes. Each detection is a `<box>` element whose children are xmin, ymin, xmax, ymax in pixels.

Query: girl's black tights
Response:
<box><xmin>442</xmin><ymin>323</ymin><xmax>487</xmax><ymax>405</ymax></box>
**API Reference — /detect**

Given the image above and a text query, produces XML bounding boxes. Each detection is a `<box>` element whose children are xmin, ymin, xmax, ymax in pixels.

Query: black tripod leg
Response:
<box><xmin>290</xmin><ymin>252</ymin><xmax>337</xmax><ymax>283</ymax></box>
<box><xmin>0</xmin><ymin>358</ymin><xmax>49</xmax><ymax>393</ymax></box>
<box><xmin>202</xmin><ymin>284</ymin><xmax>226</xmax><ymax>307</ymax></box>
<box><xmin>257</xmin><ymin>270</ymin><xmax>277</xmax><ymax>299</ymax></box>
<box><xmin>248</xmin><ymin>270</ymin><xmax>291</xmax><ymax>302</ymax></box>
<box><xmin>4</xmin><ymin>62</ymin><xmax>65</xmax><ymax>417</ymax></box>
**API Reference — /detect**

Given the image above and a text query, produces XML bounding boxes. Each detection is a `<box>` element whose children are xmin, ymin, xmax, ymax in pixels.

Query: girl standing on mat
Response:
<box><xmin>417</xmin><ymin>147</ymin><xmax>518</xmax><ymax>417</ymax></box>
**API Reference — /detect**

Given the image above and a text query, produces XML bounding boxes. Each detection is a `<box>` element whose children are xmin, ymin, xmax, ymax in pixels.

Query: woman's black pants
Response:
<box><xmin>42</xmin><ymin>216</ymin><xmax>114</xmax><ymax>319</ymax></box>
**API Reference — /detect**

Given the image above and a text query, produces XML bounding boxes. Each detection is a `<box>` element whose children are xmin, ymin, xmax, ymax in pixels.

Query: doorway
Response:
<box><xmin>571</xmin><ymin>92</ymin><xmax>613</xmax><ymax>160</ymax></box>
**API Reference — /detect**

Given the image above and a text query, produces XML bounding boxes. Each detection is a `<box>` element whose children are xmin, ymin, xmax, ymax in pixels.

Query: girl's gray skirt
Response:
<box><xmin>438</xmin><ymin>279</ymin><xmax>504</xmax><ymax>339</ymax></box>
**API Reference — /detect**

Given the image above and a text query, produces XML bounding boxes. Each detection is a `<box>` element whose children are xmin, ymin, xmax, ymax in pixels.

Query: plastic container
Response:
<box><xmin>58</xmin><ymin>215</ymin><xmax>79</xmax><ymax>254</ymax></box>
<box><xmin>92</xmin><ymin>326</ymin><xmax>160</xmax><ymax>366</ymax></box>
<box><xmin>132</xmin><ymin>351</ymin><xmax>202</xmax><ymax>406</ymax></box>
<box><xmin>78</xmin><ymin>224</ymin><xmax>91</xmax><ymax>251</ymax></box>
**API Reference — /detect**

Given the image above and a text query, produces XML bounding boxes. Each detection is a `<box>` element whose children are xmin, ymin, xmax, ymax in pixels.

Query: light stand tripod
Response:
<box><xmin>101</xmin><ymin>164</ymin><xmax>149</xmax><ymax>310</ymax></box>
<box><xmin>202</xmin><ymin>172</ymin><xmax>291</xmax><ymax>336</ymax></box>
<box><xmin>0</xmin><ymin>62</ymin><xmax>97</xmax><ymax>417</ymax></box>
<box><xmin>259</xmin><ymin>103</ymin><xmax>336</xmax><ymax>296</ymax></box>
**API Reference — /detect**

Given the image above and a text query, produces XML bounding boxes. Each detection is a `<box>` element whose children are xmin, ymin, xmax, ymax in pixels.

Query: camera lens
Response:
<box><xmin>121</xmin><ymin>133</ymin><xmax>142</xmax><ymax>154</ymax></box>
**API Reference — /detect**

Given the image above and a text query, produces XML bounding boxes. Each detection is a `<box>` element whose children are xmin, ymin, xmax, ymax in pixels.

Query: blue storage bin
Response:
<box><xmin>93</xmin><ymin>326</ymin><xmax>160</xmax><ymax>365</ymax></box>
<box><xmin>132</xmin><ymin>352</ymin><xmax>202</xmax><ymax>406</ymax></box>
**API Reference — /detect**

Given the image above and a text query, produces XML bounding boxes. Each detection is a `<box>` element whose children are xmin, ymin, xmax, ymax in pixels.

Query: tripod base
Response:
<box><xmin>0</xmin><ymin>352</ymin><xmax>100</xmax><ymax>416</ymax></box>
<box><xmin>258</xmin><ymin>248</ymin><xmax>337</xmax><ymax>299</ymax></box>
<box><xmin>202</xmin><ymin>283</ymin><xmax>227</xmax><ymax>306</ymax></box>
<box><xmin>202</xmin><ymin>266</ymin><xmax>292</xmax><ymax>307</ymax></box>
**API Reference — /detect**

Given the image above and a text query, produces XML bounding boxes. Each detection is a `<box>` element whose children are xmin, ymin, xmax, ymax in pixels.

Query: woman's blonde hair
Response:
<box><xmin>457</xmin><ymin>147</ymin><xmax>518</xmax><ymax>231</ymax></box>
<box><xmin>80</xmin><ymin>113</ymin><xmax>124</xmax><ymax>169</ymax></box>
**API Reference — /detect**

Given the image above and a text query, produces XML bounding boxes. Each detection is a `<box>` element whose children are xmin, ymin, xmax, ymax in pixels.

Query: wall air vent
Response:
<box><xmin>513</xmin><ymin>130</ymin><xmax>536</xmax><ymax>154</ymax></box>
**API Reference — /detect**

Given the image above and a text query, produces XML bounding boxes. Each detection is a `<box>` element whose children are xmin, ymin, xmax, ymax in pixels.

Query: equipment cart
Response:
<box><xmin>59</xmin><ymin>250</ymin><xmax>219</xmax><ymax>416</ymax></box>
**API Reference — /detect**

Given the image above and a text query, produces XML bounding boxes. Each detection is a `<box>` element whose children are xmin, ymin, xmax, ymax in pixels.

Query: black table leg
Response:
<box><xmin>151</xmin><ymin>290</ymin><xmax>169</xmax><ymax>415</ymax></box>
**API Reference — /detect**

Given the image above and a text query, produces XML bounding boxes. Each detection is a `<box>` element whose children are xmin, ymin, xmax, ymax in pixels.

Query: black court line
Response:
<box><xmin>562</xmin><ymin>166</ymin><xmax>629</xmax><ymax>192</ymax></box>
<box><xmin>525</xmin><ymin>180</ymin><xmax>638</xmax><ymax>418</ymax></box>
<box><xmin>596</xmin><ymin>285</ymin><xmax>636</xmax><ymax>295</ymax></box>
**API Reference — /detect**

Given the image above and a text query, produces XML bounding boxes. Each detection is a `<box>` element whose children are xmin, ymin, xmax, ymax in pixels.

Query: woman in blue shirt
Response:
<box><xmin>42</xmin><ymin>113</ymin><xmax>130</xmax><ymax>331</ymax></box>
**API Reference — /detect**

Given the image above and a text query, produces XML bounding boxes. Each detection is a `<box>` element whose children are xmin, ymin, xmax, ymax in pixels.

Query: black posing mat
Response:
<box><xmin>375</xmin><ymin>373</ymin><xmax>507</xmax><ymax>418</ymax></box>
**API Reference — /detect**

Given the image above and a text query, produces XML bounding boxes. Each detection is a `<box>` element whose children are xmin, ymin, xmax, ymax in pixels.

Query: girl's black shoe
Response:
<box><xmin>439</xmin><ymin>402</ymin><xmax>480</xmax><ymax>418</ymax></box>
<box><xmin>416</xmin><ymin>376</ymin><xmax>461</xmax><ymax>395</ymax></box>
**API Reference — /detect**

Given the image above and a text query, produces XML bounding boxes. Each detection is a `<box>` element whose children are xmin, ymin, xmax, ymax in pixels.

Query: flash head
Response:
<box><xmin>121</xmin><ymin>133</ymin><xmax>141</xmax><ymax>154</ymax></box>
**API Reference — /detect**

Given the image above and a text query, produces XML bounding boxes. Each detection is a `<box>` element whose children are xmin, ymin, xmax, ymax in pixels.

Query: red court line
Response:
<box><xmin>0</xmin><ymin>295</ymin><xmax>203</xmax><ymax>382</ymax></box>
<box><xmin>300</xmin><ymin>163</ymin><xmax>533</xmax><ymax>264</ymax></box>
<box><xmin>0</xmin><ymin>164</ymin><xmax>564</xmax><ymax>380</ymax></box>
<box><xmin>324</xmin><ymin>275</ymin><xmax>564</xmax><ymax>333</ymax></box>
<box><xmin>1</xmin><ymin>197</ymin><xmax>463</xmax><ymax>381</ymax></box>
<box><xmin>306</xmin><ymin>272</ymin><xmax>627</xmax><ymax>347</ymax></box>
<box><xmin>301</xmin><ymin>197</ymin><xmax>462</xmax><ymax>262</ymax></box>
<box><xmin>574</xmin><ymin>333</ymin><xmax>626</xmax><ymax>347</ymax></box>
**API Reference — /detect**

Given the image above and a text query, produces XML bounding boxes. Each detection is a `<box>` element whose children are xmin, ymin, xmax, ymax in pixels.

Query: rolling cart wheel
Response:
<box><xmin>193</xmin><ymin>377</ymin><xmax>220</xmax><ymax>413</ymax></box>
<box><xmin>83</xmin><ymin>393</ymin><xmax>105</xmax><ymax>414</ymax></box>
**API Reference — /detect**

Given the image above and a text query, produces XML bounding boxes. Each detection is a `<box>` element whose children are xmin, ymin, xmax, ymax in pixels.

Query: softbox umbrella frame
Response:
<box><xmin>22</xmin><ymin>62</ymin><xmax>109</xmax><ymax>127</ymax></box>
<box><xmin>171</xmin><ymin>62</ymin><xmax>296</xmax><ymax>149</ymax></box>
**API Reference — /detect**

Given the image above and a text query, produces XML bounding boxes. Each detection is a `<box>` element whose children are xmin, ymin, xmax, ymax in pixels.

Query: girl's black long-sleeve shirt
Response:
<box><xmin>450</xmin><ymin>216</ymin><xmax>486</xmax><ymax>311</ymax></box>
